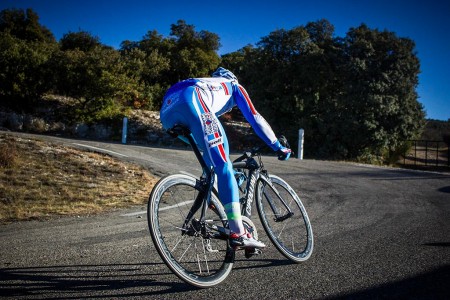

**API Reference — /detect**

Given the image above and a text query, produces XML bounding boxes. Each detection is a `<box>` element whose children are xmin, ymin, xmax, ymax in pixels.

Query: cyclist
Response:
<box><xmin>160</xmin><ymin>67</ymin><xmax>291</xmax><ymax>249</ymax></box>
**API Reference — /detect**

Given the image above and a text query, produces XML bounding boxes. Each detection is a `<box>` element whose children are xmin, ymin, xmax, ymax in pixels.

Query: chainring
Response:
<box><xmin>241</xmin><ymin>216</ymin><xmax>258</xmax><ymax>240</ymax></box>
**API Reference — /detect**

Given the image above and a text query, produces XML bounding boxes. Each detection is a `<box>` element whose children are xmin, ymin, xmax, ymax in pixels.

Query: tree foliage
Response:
<box><xmin>341</xmin><ymin>25</ymin><xmax>425</xmax><ymax>159</ymax></box>
<box><xmin>0</xmin><ymin>8</ymin><xmax>54</xmax><ymax>43</ymax></box>
<box><xmin>119</xmin><ymin>19</ymin><xmax>221</xmax><ymax>109</ymax></box>
<box><xmin>60</xmin><ymin>30</ymin><xmax>101</xmax><ymax>52</ymax></box>
<box><xmin>0</xmin><ymin>8</ymin><xmax>426</xmax><ymax>162</ymax></box>
<box><xmin>50</xmin><ymin>44</ymin><xmax>128</xmax><ymax>122</ymax></box>
<box><xmin>169</xmin><ymin>20</ymin><xmax>221</xmax><ymax>79</ymax></box>
<box><xmin>224</xmin><ymin>19</ymin><xmax>425</xmax><ymax>161</ymax></box>
<box><xmin>0</xmin><ymin>8</ymin><xmax>57</xmax><ymax>110</ymax></box>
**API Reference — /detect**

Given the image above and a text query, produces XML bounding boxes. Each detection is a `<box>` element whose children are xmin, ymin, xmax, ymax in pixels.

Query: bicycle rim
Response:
<box><xmin>148</xmin><ymin>174</ymin><xmax>234</xmax><ymax>288</ymax></box>
<box><xmin>256</xmin><ymin>175</ymin><xmax>313</xmax><ymax>262</ymax></box>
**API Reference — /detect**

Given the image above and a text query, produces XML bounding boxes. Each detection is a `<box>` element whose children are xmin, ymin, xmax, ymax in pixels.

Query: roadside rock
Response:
<box><xmin>0</xmin><ymin>103</ymin><xmax>258</xmax><ymax>151</ymax></box>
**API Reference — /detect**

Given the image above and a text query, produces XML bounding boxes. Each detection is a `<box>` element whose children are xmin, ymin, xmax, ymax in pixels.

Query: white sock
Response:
<box><xmin>224</xmin><ymin>202</ymin><xmax>245</xmax><ymax>235</ymax></box>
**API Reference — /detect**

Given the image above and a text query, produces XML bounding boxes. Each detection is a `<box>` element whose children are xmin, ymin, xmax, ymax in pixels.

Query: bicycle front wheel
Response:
<box><xmin>256</xmin><ymin>174</ymin><xmax>313</xmax><ymax>262</ymax></box>
<box><xmin>148</xmin><ymin>174</ymin><xmax>234</xmax><ymax>288</ymax></box>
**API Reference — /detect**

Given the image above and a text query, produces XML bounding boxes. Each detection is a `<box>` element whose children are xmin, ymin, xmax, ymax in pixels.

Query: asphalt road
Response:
<box><xmin>1</xmin><ymin>132</ymin><xmax>449</xmax><ymax>299</ymax></box>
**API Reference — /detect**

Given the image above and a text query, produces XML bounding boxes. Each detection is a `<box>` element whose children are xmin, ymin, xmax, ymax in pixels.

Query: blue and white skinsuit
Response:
<box><xmin>160</xmin><ymin>68</ymin><xmax>288</xmax><ymax>235</ymax></box>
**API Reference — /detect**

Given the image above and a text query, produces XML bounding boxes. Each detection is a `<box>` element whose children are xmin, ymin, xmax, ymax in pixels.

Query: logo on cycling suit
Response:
<box><xmin>207</xmin><ymin>84</ymin><xmax>222</xmax><ymax>92</ymax></box>
<box><xmin>160</xmin><ymin>90</ymin><xmax>182</xmax><ymax>114</ymax></box>
<box><xmin>201</xmin><ymin>112</ymin><xmax>219</xmax><ymax>135</ymax></box>
<box><xmin>208</xmin><ymin>136</ymin><xmax>223</xmax><ymax>148</ymax></box>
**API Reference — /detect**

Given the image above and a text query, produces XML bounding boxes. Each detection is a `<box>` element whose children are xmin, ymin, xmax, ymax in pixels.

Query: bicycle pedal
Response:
<box><xmin>244</xmin><ymin>248</ymin><xmax>262</xmax><ymax>259</ymax></box>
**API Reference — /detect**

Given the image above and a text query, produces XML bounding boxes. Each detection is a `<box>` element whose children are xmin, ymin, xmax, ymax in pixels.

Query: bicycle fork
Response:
<box><xmin>262</xmin><ymin>177</ymin><xmax>294</xmax><ymax>222</ymax></box>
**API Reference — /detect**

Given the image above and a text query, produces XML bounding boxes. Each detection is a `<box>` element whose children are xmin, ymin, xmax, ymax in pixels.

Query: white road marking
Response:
<box><xmin>72</xmin><ymin>143</ymin><xmax>128</xmax><ymax>157</ymax></box>
<box><xmin>121</xmin><ymin>200</ymin><xmax>195</xmax><ymax>217</ymax></box>
<box><xmin>121</xmin><ymin>211</ymin><xmax>147</xmax><ymax>217</ymax></box>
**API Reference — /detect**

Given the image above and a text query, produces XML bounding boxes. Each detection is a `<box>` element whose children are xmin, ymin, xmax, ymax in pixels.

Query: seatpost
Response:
<box><xmin>185</xmin><ymin>133</ymin><xmax>215</xmax><ymax>222</ymax></box>
<box><xmin>186</xmin><ymin>134</ymin><xmax>209</xmax><ymax>174</ymax></box>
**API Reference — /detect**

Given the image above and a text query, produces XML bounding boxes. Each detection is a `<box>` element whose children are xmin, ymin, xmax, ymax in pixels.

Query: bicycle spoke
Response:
<box><xmin>148</xmin><ymin>174</ymin><xmax>233</xmax><ymax>287</ymax></box>
<box><xmin>178</xmin><ymin>240</ymin><xmax>192</xmax><ymax>262</ymax></box>
<box><xmin>170</xmin><ymin>234</ymin><xmax>188</xmax><ymax>253</ymax></box>
<box><xmin>202</xmin><ymin>239</ymin><xmax>210</xmax><ymax>274</ymax></box>
<box><xmin>196</xmin><ymin>253</ymin><xmax>202</xmax><ymax>274</ymax></box>
<box><xmin>257</xmin><ymin>175</ymin><xmax>313</xmax><ymax>262</ymax></box>
<box><xmin>167</xmin><ymin>188</ymin><xmax>189</xmax><ymax>220</ymax></box>
<box><xmin>159</xmin><ymin>215</ymin><xmax>184</xmax><ymax>232</ymax></box>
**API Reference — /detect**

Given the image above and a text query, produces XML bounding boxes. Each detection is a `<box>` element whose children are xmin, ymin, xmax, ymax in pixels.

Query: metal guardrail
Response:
<box><xmin>403</xmin><ymin>140</ymin><xmax>449</xmax><ymax>168</ymax></box>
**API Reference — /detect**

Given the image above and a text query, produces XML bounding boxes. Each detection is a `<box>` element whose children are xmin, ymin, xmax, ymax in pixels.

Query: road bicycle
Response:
<box><xmin>147</xmin><ymin>125</ymin><xmax>313</xmax><ymax>288</ymax></box>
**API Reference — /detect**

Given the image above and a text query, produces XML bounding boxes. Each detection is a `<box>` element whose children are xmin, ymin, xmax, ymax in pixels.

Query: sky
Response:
<box><xmin>1</xmin><ymin>0</ymin><xmax>449</xmax><ymax>121</ymax></box>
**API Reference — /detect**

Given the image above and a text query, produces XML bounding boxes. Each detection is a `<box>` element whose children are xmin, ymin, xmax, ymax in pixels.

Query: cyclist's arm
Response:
<box><xmin>234</xmin><ymin>84</ymin><xmax>283</xmax><ymax>151</ymax></box>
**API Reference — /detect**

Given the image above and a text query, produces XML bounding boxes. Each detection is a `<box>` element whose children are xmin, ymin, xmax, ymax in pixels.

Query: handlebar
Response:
<box><xmin>232</xmin><ymin>161</ymin><xmax>248</xmax><ymax>169</ymax></box>
<box><xmin>232</xmin><ymin>147</ymin><xmax>263</xmax><ymax>170</ymax></box>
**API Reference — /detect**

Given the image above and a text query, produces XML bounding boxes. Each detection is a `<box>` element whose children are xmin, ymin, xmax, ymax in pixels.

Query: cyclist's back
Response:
<box><xmin>161</xmin><ymin>77</ymin><xmax>235</xmax><ymax>117</ymax></box>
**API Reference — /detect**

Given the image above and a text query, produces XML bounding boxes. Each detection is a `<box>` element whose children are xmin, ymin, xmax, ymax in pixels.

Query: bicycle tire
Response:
<box><xmin>256</xmin><ymin>174</ymin><xmax>313</xmax><ymax>262</ymax></box>
<box><xmin>148</xmin><ymin>174</ymin><xmax>234</xmax><ymax>288</ymax></box>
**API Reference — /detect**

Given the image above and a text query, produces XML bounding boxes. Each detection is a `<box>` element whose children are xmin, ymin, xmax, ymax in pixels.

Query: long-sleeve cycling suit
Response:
<box><xmin>160</xmin><ymin>77</ymin><xmax>284</xmax><ymax>234</ymax></box>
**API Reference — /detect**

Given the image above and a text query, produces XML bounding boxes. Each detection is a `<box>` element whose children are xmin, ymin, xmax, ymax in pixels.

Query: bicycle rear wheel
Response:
<box><xmin>256</xmin><ymin>174</ymin><xmax>313</xmax><ymax>262</ymax></box>
<box><xmin>148</xmin><ymin>174</ymin><xmax>234</xmax><ymax>288</ymax></box>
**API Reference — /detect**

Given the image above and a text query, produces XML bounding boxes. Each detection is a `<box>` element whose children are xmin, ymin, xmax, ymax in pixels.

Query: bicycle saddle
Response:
<box><xmin>167</xmin><ymin>124</ymin><xmax>191</xmax><ymax>138</ymax></box>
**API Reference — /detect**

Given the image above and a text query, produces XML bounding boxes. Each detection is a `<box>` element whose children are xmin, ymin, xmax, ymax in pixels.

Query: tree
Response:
<box><xmin>119</xmin><ymin>46</ymin><xmax>170</xmax><ymax>109</ymax></box>
<box><xmin>0</xmin><ymin>8</ymin><xmax>57</xmax><ymax>111</ymax></box>
<box><xmin>169</xmin><ymin>20</ymin><xmax>221</xmax><ymax>80</ymax></box>
<box><xmin>238</xmin><ymin>24</ymin><xmax>324</xmax><ymax>142</ymax></box>
<box><xmin>0</xmin><ymin>8</ymin><xmax>55</xmax><ymax>43</ymax></box>
<box><xmin>341</xmin><ymin>24</ymin><xmax>425</xmax><ymax>160</ymax></box>
<box><xmin>119</xmin><ymin>20</ymin><xmax>221</xmax><ymax>109</ymax></box>
<box><xmin>221</xmin><ymin>44</ymin><xmax>253</xmax><ymax>78</ymax></box>
<box><xmin>120</xmin><ymin>29</ymin><xmax>172</xmax><ymax>109</ymax></box>
<box><xmin>60</xmin><ymin>30</ymin><xmax>101</xmax><ymax>52</ymax></box>
<box><xmin>50</xmin><ymin>44</ymin><xmax>130</xmax><ymax>122</ymax></box>
<box><xmin>305</xmin><ymin>19</ymin><xmax>335</xmax><ymax>44</ymax></box>
<box><xmin>236</xmin><ymin>20</ymin><xmax>425</xmax><ymax>161</ymax></box>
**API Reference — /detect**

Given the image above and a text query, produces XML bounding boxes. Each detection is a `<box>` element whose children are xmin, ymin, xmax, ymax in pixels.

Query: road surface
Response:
<box><xmin>1</xmin><ymin>132</ymin><xmax>449</xmax><ymax>299</ymax></box>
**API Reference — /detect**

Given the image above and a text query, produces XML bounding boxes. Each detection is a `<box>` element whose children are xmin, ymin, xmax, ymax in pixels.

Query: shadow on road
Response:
<box><xmin>1</xmin><ymin>258</ymin><xmax>449</xmax><ymax>299</ymax></box>
<box><xmin>422</xmin><ymin>242</ymin><xmax>450</xmax><ymax>247</ymax></box>
<box><xmin>0</xmin><ymin>262</ymin><xmax>198</xmax><ymax>298</ymax></box>
<box><xmin>325</xmin><ymin>265</ymin><xmax>450</xmax><ymax>300</ymax></box>
<box><xmin>0</xmin><ymin>258</ymin><xmax>304</xmax><ymax>298</ymax></box>
<box><xmin>0</xmin><ymin>257</ymin><xmax>294</xmax><ymax>298</ymax></box>
<box><xmin>438</xmin><ymin>186</ymin><xmax>450</xmax><ymax>193</ymax></box>
<box><xmin>232</xmin><ymin>257</ymin><xmax>293</xmax><ymax>270</ymax></box>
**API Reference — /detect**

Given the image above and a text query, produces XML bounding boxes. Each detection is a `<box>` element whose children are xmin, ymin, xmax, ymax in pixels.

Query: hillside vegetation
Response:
<box><xmin>0</xmin><ymin>133</ymin><xmax>157</xmax><ymax>223</ymax></box>
<box><xmin>1</xmin><ymin>8</ymin><xmax>427</xmax><ymax>164</ymax></box>
<box><xmin>422</xmin><ymin>119</ymin><xmax>450</xmax><ymax>142</ymax></box>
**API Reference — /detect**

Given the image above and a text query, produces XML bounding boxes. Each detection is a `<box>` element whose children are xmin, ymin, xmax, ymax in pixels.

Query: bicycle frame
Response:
<box><xmin>169</xmin><ymin>124</ymin><xmax>294</xmax><ymax>239</ymax></box>
<box><xmin>234</xmin><ymin>153</ymin><xmax>295</xmax><ymax>223</ymax></box>
<box><xmin>168</xmin><ymin>126</ymin><xmax>232</xmax><ymax>239</ymax></box>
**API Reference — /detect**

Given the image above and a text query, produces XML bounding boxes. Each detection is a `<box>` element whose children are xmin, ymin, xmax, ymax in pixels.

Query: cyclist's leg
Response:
<box><xmin>199</xmin><ymin>121</ymin><xmax>245</xmax><ymax>236</ymax></box>
<box><xmin>186</xmin><ymin>88</ymin><xmax>245</xmax><ymax>235</ymax></box>
<box><xmin>161</xmin><ymin>86</ymin><xmax>245</xmax><ymax>235</ymax></box>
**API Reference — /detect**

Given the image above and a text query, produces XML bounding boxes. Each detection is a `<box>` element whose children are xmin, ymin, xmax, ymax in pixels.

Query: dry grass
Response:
<box><xmin>0</xmin><ymin>133</ymin><xmax>158</xmax><ymax>223</ymax></box>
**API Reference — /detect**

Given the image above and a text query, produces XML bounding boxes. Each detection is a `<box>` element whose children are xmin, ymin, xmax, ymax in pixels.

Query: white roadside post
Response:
<box><xmin>122</xmin><ymin>117</ymin><xmax>128</xmax><ymax>144</ymax></box>
<box><xmin>298</xmin><ymin>128</ymin><xmax>304</xmax><ymax>160</ymax></box>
